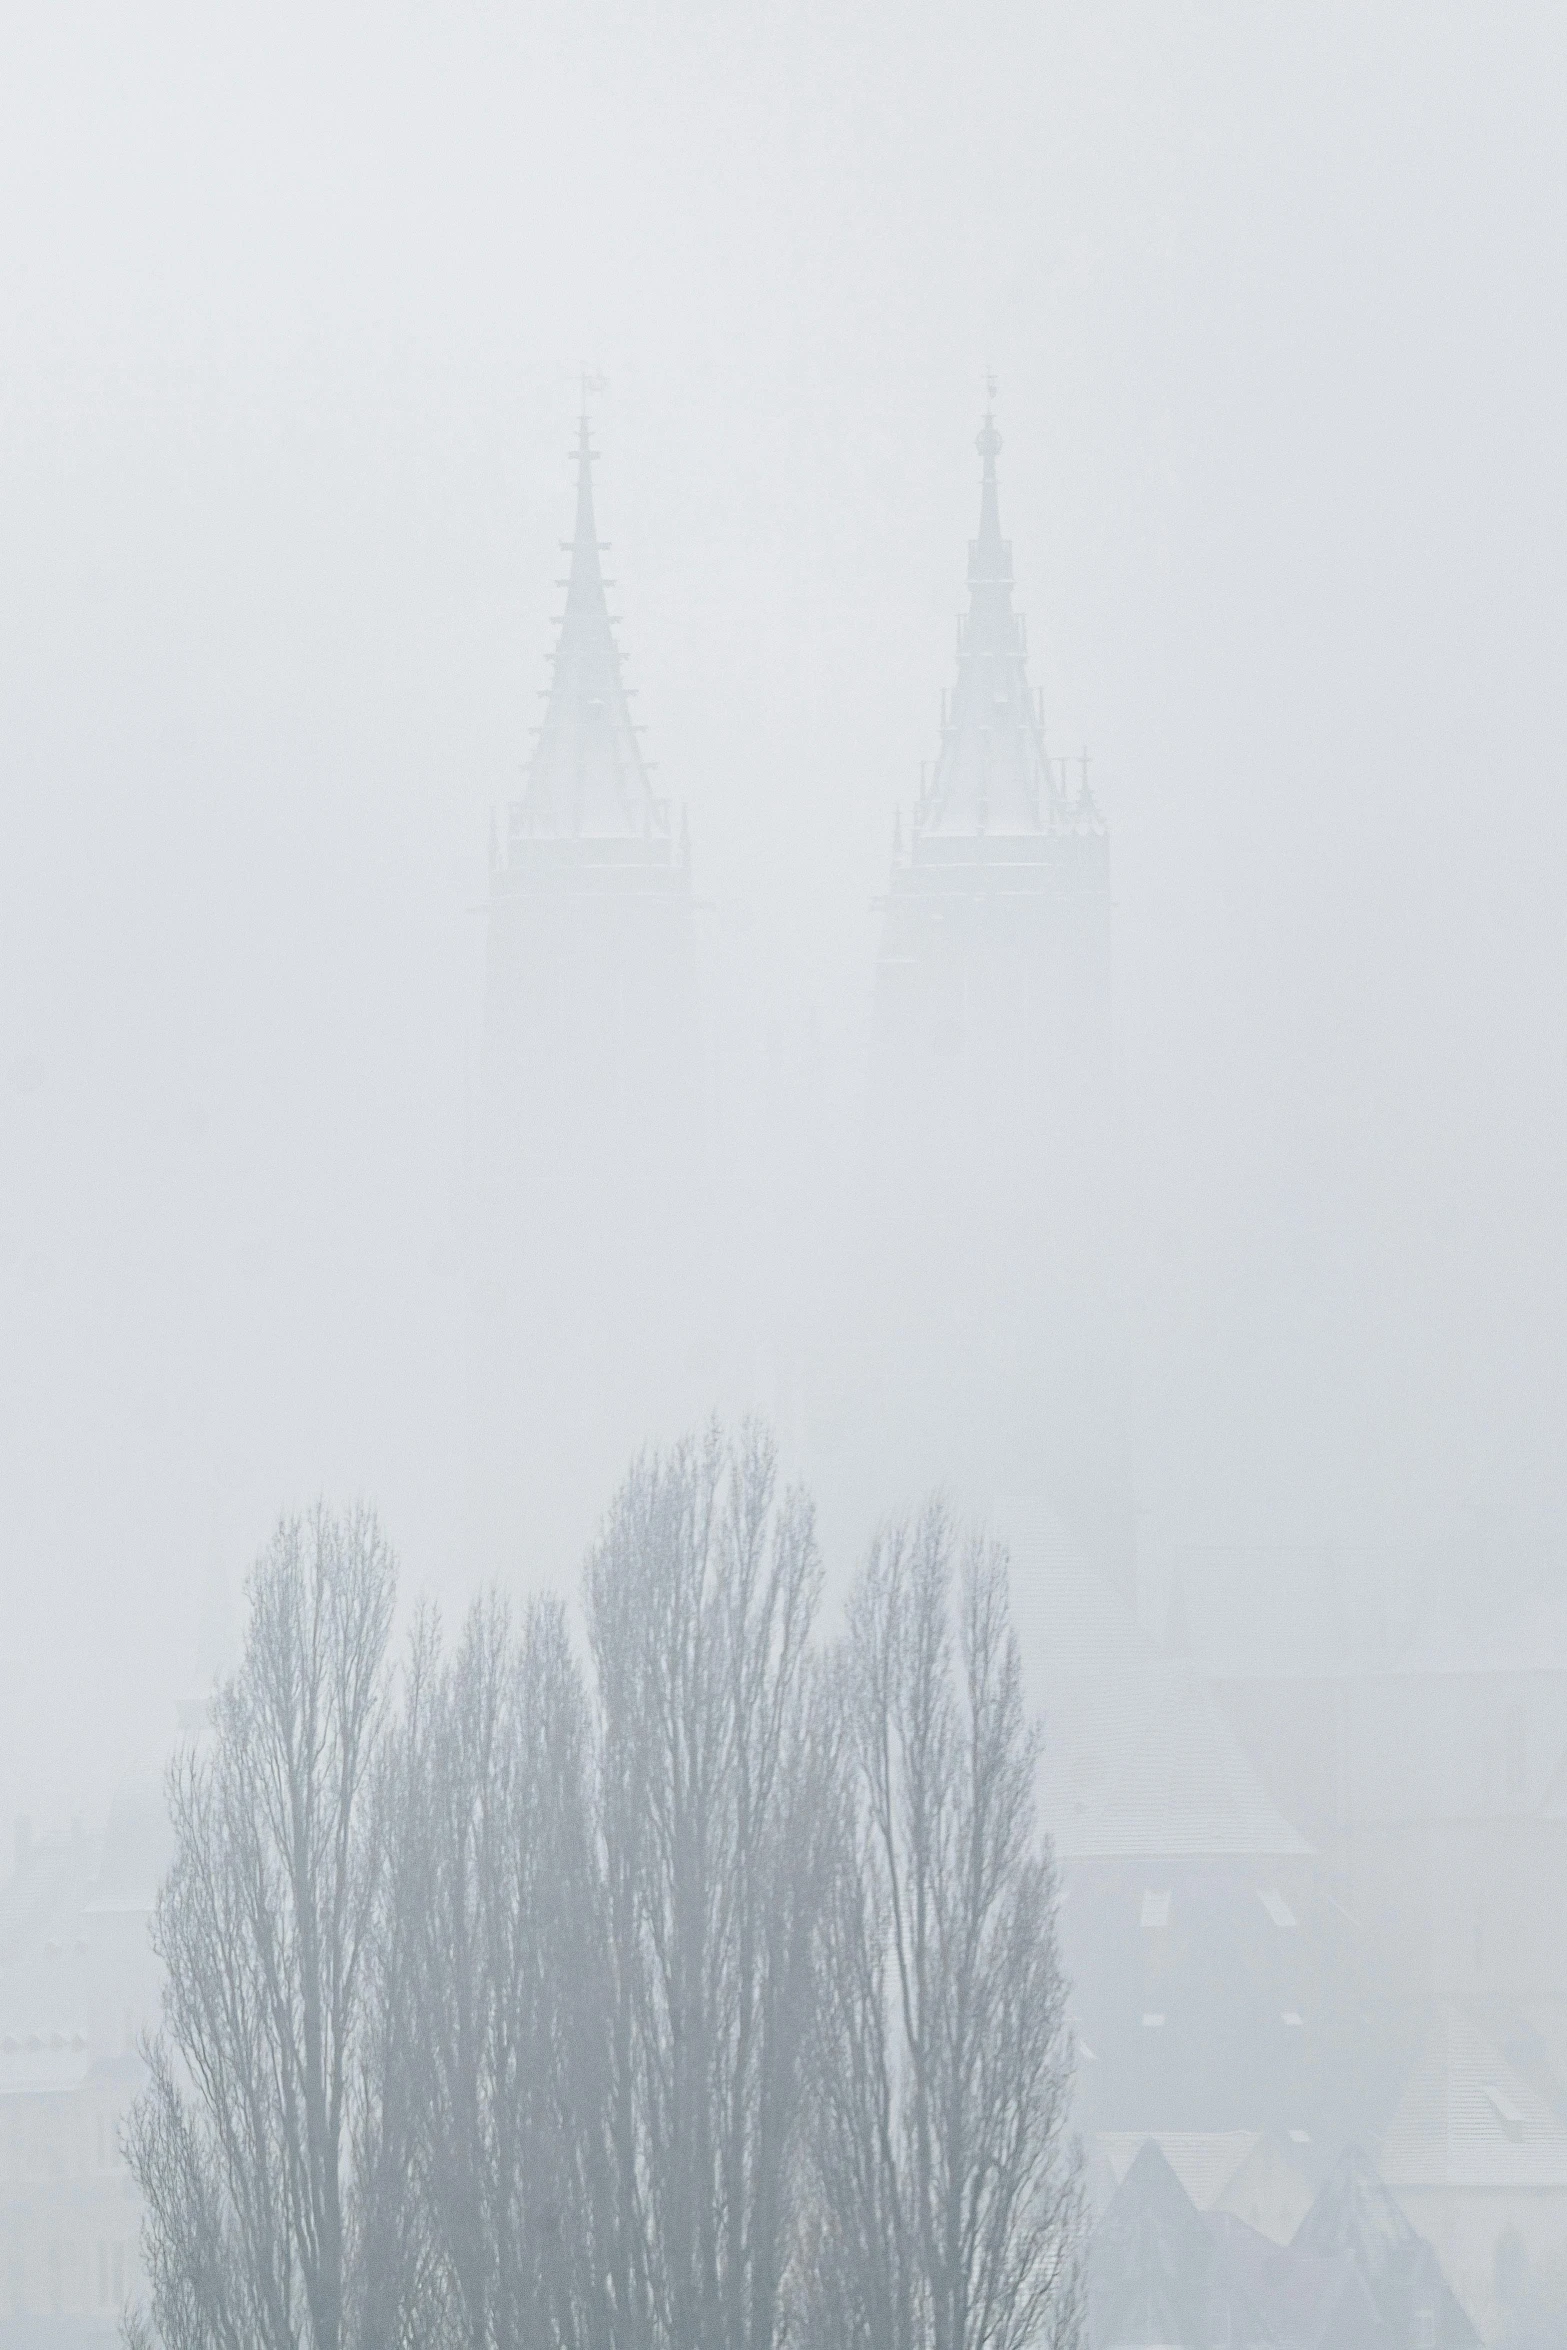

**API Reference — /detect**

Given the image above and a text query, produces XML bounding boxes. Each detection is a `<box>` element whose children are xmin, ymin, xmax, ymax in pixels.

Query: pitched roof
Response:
<box><xmin>510</xmin><ymin>411</ymin><xmax>667</xmax><ymax>847</ymax></box>
<box><xmin>1379</xmin><ymin>2003</ymin><xmax>1567</xmax><ymax>2189</ymax></box>
<box><xmin>1088</xmin><ymin>2138</ymin><xmax>1221</xmax><ymax>2348</ymax></box>
<box><xmin>1049</xmin><ymin>1671</ymin><xmax>1313</xmax><ymax>1861</ymax></box>
<box><xmin>1294</xmin><ymin>2146</ymin><xmax>1479</xmax><ymax>2346</ymax></box>
<box><xmin>1037</xmin><ymin>1655</ymin><xmax>1311</xmax><ymax>1860</ymax></box>
<box><xmin>0</xmin><ymin>2035</ymin><xmax>94</xmax><ymax>2096</ymax></box>
<box><xmin>1001</xmin><ymin>1519</ymin><xmax>1310</xmax><ymax>1860</ymax></box>
<box><xmin>1097</xmin><ymin>2130</ymin><xmax>1264</xmax><ymax>2212</ymax></box>
<box><xmin>1204</xmin><ymin>2211</ymin><xmax>1383</xmax><ymax>2350</ymax></box>
<box><xmin>917</xmin><ymin>408</ymin><xmax>1093</xmax><ymax>844</ymax></box>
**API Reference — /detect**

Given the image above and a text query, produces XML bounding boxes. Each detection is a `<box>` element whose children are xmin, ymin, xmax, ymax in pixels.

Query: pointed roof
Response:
<box><xmin>919</xmin><ymin>404</ymin><xmax>1091</xmax><ymax>842</ymax></box>
<box><xmin>1088</xmin><ymin>2138</ymin><xmax>1220</xmax><ymax>2348</ymax></box>
<box><xmin>1097</xmin><ymin>2130</ymin><xmax>1267</xmax><ymax>2213</ymax></box>
<box><xmin>1293</xmin><ymin>2147</ymin><xmax>1479</xmax><ymax>2346</ymax></box>
<box><xmin>1379</xmin><ymin>2004</ymin><xmax>1567</xmax><ymax>2189</ymax></box>
<box><xmin>991</xmin><ymin>1510</ymin><xmax>1309</xmax><ymax>1858</ymax></box>
<box><xmin>512</xmin><ymin>410</ymin><xmax>666</xmax><ymax>845</ymax></box>
<box><xmin>1204</xmin><ymin>2211</ymin><xmax>1383</xmax><ymax>2350</ymax></box>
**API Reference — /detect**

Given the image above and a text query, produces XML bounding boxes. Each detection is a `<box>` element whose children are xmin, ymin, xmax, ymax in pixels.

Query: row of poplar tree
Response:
<box><xmin>126</xmin><ymin>1424</ymin><xmax>1084</xmax><ymax>2350</ymax></box>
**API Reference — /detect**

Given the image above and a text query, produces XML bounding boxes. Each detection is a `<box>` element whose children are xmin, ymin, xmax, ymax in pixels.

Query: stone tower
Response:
<box><xmin>475</xmin><ymin>408</ymin><xmax>704</xmax><ymax>1574</ymax></box>
<box><xmin>864</xmin><ymin>403</ymin><xmax>1127</xmax><ymax>1593</ymax></box>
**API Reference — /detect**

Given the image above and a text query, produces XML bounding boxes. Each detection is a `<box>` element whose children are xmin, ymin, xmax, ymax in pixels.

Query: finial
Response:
<box><xmin>976</xmin><ymin>370</ymin><xmax>1002</xmax><ymax>467</ymax></box>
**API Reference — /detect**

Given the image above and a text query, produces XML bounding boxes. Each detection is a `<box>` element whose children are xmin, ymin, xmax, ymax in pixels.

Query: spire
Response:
<box><xmin>512</xmin><ymin>405</ymin><xmax>664</xmax><ymax>844</ymax></box>
<box><xmin>919</xmin><ymin>392</ymin><xmax>1062</xmax><ymax>840</ymax></box>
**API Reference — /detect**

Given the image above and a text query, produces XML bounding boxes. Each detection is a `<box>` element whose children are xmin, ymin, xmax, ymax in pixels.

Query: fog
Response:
<box><xmin>4</xmin><ymin>0</ymin><xmax>1564</xmax><ymax>1811</ymax></box>
<box><xmin>6</xmin><ymin>3</ymin><xmax>1567</xmax><ymax>2339</ymax></box>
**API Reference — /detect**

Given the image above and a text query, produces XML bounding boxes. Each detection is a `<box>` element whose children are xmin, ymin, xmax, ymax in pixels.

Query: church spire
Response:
<box><xmin>919</xmin><ymin>396</ymin><xmax>1065</xmax><ymax>840</ymax></box>
<box><xmin>512</xmin><ymin>404</ymin><xmax>664</xmax><ymax>844</ymax></box>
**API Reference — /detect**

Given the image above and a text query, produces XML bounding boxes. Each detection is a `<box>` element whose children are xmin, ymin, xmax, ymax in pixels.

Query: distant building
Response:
<box><xmin>1024</xmin><ymin>1510</ymin><xmax>1567</xmax><ymax>2343</ymax></box>
<box><xmin>0</xmin><ymin>1787</ymin><xmax>167</xmax><ymax>2347</ymax></box>
<box><xmin>1378</xmin><ymin>2002</ymin><xmax>1567</xmax><ymax>2346</ymax></box>
<box><xmin>476</xmin><ymin>407</ymin><xmax>707</xmax><ymax>1572</ymax></box>
<box><xmin>1087</xmin><ymin>2136</ymin><xmax>1478</xmax><ymax>2349</ymax></box>
<box><xmin>1092</xmin><ymin>2129</ymin><xmax>1319</xmax><ymax>2251</ymax></box>
<box><xmin>1206</xmin><ymin>1532</ymin><xmax>1567</xmax><ymax>2014</ymax></box>
<box><xmin>1015</xmin><ymin>1526</ymin><xmax>1390</xmax><ymax>2163</ymax></box>
<box><xmin>862</xmin><ymin>406</ymin><xmax>1125</xmax><ymax>1591</ymax></box>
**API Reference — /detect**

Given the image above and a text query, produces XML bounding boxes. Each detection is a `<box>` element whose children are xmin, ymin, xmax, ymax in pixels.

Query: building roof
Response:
<box><xmin>509</xmin><ymin>409</ymin><xmax>667</xmax><ymax>848</ymax></box>
<box><xmin>0</xmin><ymin>2035</ymin><xmax>94</xmax><ymax>2096</ymax></box>
<box><xmin>1000</xmin><ymin>1515</ymin><xmax>1310</xmax><ymax>1860</ymax></box>
<box><xmin>1088</xmin><ymin>2137</ymin><xmax>1223</xmax><ymax>2349</ymax></box>
<box><xmin>83</xmin><ymin>1770</ymin><xmax>172</xmax><ymax>1915</ymax></box>
<box><xmin>1044</xmin><ymin>1669</ymin><xmax>1313</xmax><ymax>1861</ymax></box>
<box><xmin>1089</xmin><ymin>2138</ymin><xmax>1477</xmax><ymax>2349</ymax></box>
<box><xmin>1097</xmin><ymin>2130</ymin><xmax>1267</xmax><ymax>2212</ymax></box>
<box><xmin>1379</xmin><ymin>2003</ymin><xmax>1567</xmax><ymax>2189</ymax></box>
<box><xmin>915</xmin><ymin>405</ymin><xmax>1094</xmax><ymax>844</ymax></box>
<box><xmin>1204</xmin><ymin>2211</ymin><xmax>1383</xmax><ymax>2350</ymax></box>
<box><xmin>0</xmin><ymin>1793</ymin><xmax>167</xmax><ymax>2072</ymax></box>
<box><xmin>1293</xmin><ymin>2147</ymin><xmax>1479</xmax><ymax>2346</ymax></box>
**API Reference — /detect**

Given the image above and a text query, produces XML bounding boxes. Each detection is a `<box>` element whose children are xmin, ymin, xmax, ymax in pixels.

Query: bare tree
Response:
<box><xmin>584</xmin><ymin>1422</ymin><xmax>837</xmax><ymax>2350</ymax></box>
<box><xmin>126</xmin><ymin>1505</ymin><xmax>423</xmax><ymax>2350</ymax></box>
<box><xmin>805</xmin><ymin>1505</ymin><xmax>1083</xmax><ymax>2350</ymax></box>
<box><xmin>409</xmin><ymin>1592</ymin><xmax>612</xmax><ymax>2350</ymax></box>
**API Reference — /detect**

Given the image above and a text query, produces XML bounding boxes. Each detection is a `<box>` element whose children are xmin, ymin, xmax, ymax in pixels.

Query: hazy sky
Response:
<box><xmin>3</xmin><ymin>2</ymin><xmax>1565</xmax><ymax>1823</ymax></box>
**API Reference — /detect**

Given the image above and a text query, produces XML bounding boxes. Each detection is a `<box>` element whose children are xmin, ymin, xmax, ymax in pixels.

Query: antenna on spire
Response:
<box><xmin>580</xmin><ymin>367</ymin><xmax>608</xmax><ymax>418</ymax></box>
<box><xmin>985</xmin><ymin>367</ymin><xmax>998</xmax><ymax>405</ymax></box>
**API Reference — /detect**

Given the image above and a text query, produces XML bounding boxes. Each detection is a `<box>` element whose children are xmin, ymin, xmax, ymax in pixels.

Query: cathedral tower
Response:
<box><xmin>475</xmin><ymin>408</ymin><xmax>703</xmax><ymax>1572</ymax></box>
<box><xmin>865</xmin><ymin>402</ymin><xmax>1126</xmax><ymax>1592</ymax></box>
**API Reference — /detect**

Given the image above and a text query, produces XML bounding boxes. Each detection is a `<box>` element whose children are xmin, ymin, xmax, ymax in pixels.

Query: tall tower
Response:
<box><xmin>865</xmin><ymin>402</ymin><xmax>1126</xmax><ymax>1592</ymax></box>
<box><xmin>475</xmin><ymin>406</ymin><xmax>703</xmax><ymax>1574</ymax></box>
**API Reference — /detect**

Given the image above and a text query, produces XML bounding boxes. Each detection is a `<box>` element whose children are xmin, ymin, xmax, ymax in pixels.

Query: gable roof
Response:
<box><xmin>1205</xmin><ymin>2210</ymin><xmax>1382</xmax><ymax>2349</ymax></box>
<box><xmin>1004</xmin><ymin>1525</ymin><xmax>1311</xmax><ymax>1860</ymax></box>
<box><xmin>1294</xmin><ymin>2146</ymin><xmax>1479</xmax><ymax>2347</ymax></box>
<box><xmin>1097</xmin><ymin>2130</ymin><xmax>1265</xmax><ymax>2213</ymax></box>
<box><xmin>1088</xmin><ymin>2138</ymin><xmax>1222</xmax><ymax>2348</ymax></box>
<box><xmin>1379</xmin><ymin>2003</ymin><xmax>1567</xmax><ymax>2190</ymax></box>
<box><xmin>1046</xmin><ymin>1668</ymin><xmax>1313</xmax><ymax>1860</ymax></box>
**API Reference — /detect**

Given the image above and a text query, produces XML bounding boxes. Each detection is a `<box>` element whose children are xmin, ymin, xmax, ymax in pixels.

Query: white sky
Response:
<box><xmin>2</xmin><ymin>2</ymin><xmax>1565</xmax><ymax>1821</ymax></box>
